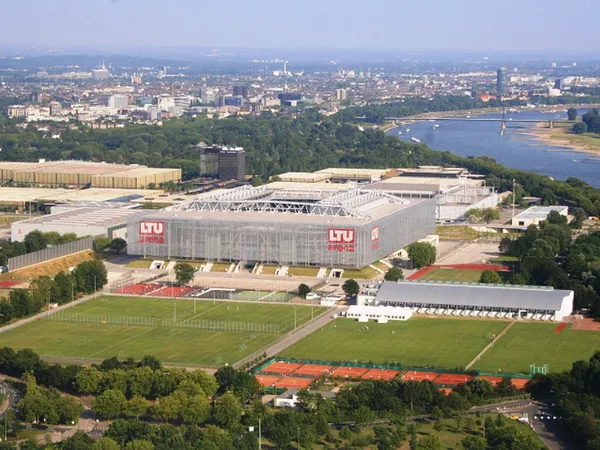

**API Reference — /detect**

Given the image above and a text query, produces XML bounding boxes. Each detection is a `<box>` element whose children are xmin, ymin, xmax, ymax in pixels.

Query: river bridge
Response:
<box><xmin>383</xmin><ymin>115</ymin><xmax>576</xmax><ymax>135</ymax></box>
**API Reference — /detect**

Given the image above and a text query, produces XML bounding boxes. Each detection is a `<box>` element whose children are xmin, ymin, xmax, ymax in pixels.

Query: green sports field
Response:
<box><xmin>474</xmin><ymin>322</ymin><xmax>600</xmax><ymax>374</ymax></box>
<box><xmin>417</xmin><ymin>268</ymin><xmax>486</xmax><ymax>283</ymax></box>
<box><xmin>0</xmin><ymin>296</ymin><xmax>326</xmax><ymax>367</ymax></box>
<box><xmin>279</xmin><ymin>317</ymin><xmax>509</xmax><ymax>369</ymax></box>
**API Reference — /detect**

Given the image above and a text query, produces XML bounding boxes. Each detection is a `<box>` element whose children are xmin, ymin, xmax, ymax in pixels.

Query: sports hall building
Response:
<box><xmin>371</xmin><ymin>281</ymin><xmax>574</xmax><ymax>321</ymax></box>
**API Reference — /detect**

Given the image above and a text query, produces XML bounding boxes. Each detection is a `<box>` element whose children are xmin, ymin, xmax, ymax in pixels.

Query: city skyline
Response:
<box><xmin>2</xmin><ymin>0</ymin><xmax>599</xmax><ymax>52</ymax></box>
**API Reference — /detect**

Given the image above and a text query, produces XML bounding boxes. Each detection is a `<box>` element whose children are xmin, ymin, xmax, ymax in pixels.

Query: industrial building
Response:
<box><xmin>11</xmin><ymin>207</ymin><xmax>146</xmax><ymax>242</ymax></box>
<box><xmin>367</xmin><ymin>281</ymin><xmax>573</xmax><ymax>321</ymax></box>
<box><xmin>0</xmin><ymin>161</ymin><xmax>181</xmax><ymax>188</ymax></box>
<box><xmin>127</xmin><ymin>185</ymin><xmax>436</xmax><ymax>268</ymax></box>
<box><xmin>510</xmin><ymin>206</ymin><xmax>568</xmax><ymax>227</ymax></box>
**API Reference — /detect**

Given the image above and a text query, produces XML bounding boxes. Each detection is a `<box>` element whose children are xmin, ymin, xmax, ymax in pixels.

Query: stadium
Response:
<box><xmin>127</xmin><ymin>185</ymin><xmax>436</xmax><ymax>268</ymax></box>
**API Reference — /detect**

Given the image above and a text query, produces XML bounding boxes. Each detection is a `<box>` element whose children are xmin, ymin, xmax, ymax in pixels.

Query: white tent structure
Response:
<box><xmin>346</xmin><ymin>305</ymin><xmax>413</xmax><ymax>323</ymax></box>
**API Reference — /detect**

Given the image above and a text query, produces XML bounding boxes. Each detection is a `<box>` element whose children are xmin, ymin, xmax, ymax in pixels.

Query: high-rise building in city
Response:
<box><xmin>496</xmin><ymin>67</ymin><xmax>507</xmax><ymax>94</ymax></box>
<box><xmin>336</xmin><ymin>88</ymin><xmax>347</xmax><ymax>100</ymax></box>
<box><xmin>233</xmin><ymin>85</ymin><xmax>249</xmax><ymax>98</ymax></box>
<box><xmin>218</xmin><ymin>147</ymin><xmax>246</xmax><ymax>181</ymax></box>
<box><xmin>108</xmin><ymin>94</ymin><xmax>128</xmax><ymax>109</ymax></box>
<box><xmin>199</xmin><ymin>146</ymin><xmax>220</xmax><ymax>177</ymax></box>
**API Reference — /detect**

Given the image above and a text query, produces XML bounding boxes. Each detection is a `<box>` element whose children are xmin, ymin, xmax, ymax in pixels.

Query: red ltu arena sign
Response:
<box><xmin>371</xmin><ymin>226</ymin><xmax>380</xmax><ymax>249</ymax></box>
<box><xmin>139</xmin><ymin>221</ymin><xmax>165</xmax><ymax>244</ymax></box>
<box><xmin>328</xmin><ymin>228</ymin><xmax>355</xmax><ymax>252</ymax></box>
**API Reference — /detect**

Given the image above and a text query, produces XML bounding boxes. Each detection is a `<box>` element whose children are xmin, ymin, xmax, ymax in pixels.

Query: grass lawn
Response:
<box><xmin>125</xmin><ymin>259</ymin><xmax>155</xmax><ymax>269</ymax></box>
<box><xmin>210</xmin><ymin>263</ymin><xmax>232</xmax><ymax>272</ymax></box>
<box><xmin>288</xmin><ymin>267</ymin><xmax>319</xmax><ymax>277</ymax></box>
<box><xmin>279</xmin><ymin>317</ymin><xmax>508</xmax><ymax>369</ymax></box>
<box><xmin>0</xmin><ymin>295</ymin><xmax>326</xmax><ymax>366</ymax></box>
<box><xmin>372</xmin><ymin>261</ymin><xmax>389</xmax><ymax>272</ymax></box>
<box><xmin>547</xmin><ymin>124</ymin><xmax>600</xmax><ymax>152</ymax></box>
<box><xmin>417</xmin><ymin>268</ymin><xmax>485</xmax><ymax>283</ymax></box>
<box><xmin>475</xmin><ymin>322</ymin><xmax>600</xmax><ymax>374</ymax></box>
<box><xmin>0</xmin><ymin>216</ymin><xmax>21</xmax><ymax>225</ymax></box>
<box><xmin>0</xmin><ymin>250</ymin><xmax>95</xmax><ymax>282</ymax></box>
<box><xmin>260</xmin><ymin>265</ymin><xmax>278</xmax><ymax>275</ymax></box>
<box><xmin>341</xmin><ymin>266</ymin><xmax>378</xmax><ymax>279</ymax></box>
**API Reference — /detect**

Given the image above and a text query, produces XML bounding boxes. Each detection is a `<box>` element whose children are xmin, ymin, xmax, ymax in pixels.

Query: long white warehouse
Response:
<box><xmin>373</xmin><ymin>281</ymin><xmax>573</xmax><ymax>321</ymax></box>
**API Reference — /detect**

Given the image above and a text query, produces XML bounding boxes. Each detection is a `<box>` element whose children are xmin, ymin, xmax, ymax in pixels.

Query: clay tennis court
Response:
<box><xmin>292</xmin><ymin>364</ymin><xmax>334</xmax><ymax>377</ymax></box>
<box><xmin>401</xmin><ymin>371</ymin><xmax>440</xmax><ymax>382</ymax></box>
<box><xmin>478</xmin><ymin>375</ymin><xmax>504</xmax><ymax>386</ymax></box>
<box><xmin>361</xmin><ymin>369</ymin><xmax>399</xmax><ymax>381</ymax></box>
<box><xmin>510</xmin><ymin>378</ymin><xmax>529</xmax><ymax>389</ymax></box>
<box><xmin>274</xmin><ymin>377</ymin><xmax>314</xmax><ymax>389</ymax></box>
<box><xmin>261</xmin><ymin>361</ymin><xmax>304</xmax><ymax>375</ymax></box>
<box><xmin>256</xmin><ymin>375</ymin><xmax>281</xmax><ymax>387</ymax></box>
<box><xmin>148</xmin><ymin>286</ymin><xmax>195</xmax><ymax>297</ymax></box>
<box><xmin>0</xmin><ymin>281</ymin><xmax>19</xmax><ymax>289</ymax></box>
<box><xmin>435</xmin><ymin>373</ymin><xmax>474</xmax><ymax>385</ymax></box>
<box><xmin>330</xmin><ymin>366</ymin><xmax>370</xmax><ymax>378</ymax></box>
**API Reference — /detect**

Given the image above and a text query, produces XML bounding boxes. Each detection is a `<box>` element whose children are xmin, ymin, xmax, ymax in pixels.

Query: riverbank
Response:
<box><xmin>531</xmin><ymin>122</ymin><xmax>600</xmax><ymax>156</ymax></box>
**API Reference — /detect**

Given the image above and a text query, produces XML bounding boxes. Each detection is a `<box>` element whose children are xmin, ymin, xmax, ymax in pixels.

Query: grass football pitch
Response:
<box><xmin>0</xmin><ymin>296</ymin><xmax>326</xmax><ymax>367</ymax></box>
<box><xmin>417</xmin><ymin>268</ymin><xmax>485</xmax><ymax>283</ymax></box>
<box><xmin>474</xmin><ymin>322</ymin><xmax>600</xmax><ymax>374</ymax></box>
<box><xmin>279</xmin><ymin>317</ymin><xmax>509</xmax><ymax>369</ymax></box>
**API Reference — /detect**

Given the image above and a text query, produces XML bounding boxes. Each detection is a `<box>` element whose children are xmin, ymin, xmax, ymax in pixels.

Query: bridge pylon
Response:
<box><xmin>549</xmin><ymin>120</ymin><xmax>554</xmax><ymax>129</ymax></box>
<box><xmin>500</xmin><ymin>120</ymin><xmax>507</xmax><ymax>135</ymax></box>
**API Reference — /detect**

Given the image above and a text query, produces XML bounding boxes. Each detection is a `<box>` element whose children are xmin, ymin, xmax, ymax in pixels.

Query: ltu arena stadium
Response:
<box><xmin>127</xmin><ymin>185</ymin><xmax>435</xmax><ymax>268</ymax></box>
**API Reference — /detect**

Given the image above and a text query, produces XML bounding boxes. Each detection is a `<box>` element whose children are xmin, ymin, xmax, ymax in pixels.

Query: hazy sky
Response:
<box><xmin>2</xmin><ymin>0</ymin><xmax>598</xmax><ymax>52</ymax></box>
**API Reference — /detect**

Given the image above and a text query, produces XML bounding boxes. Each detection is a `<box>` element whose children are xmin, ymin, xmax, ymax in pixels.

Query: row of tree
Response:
<box><xmin>0</xmin><ymin>230</ymin><xmax>81</xmax><ymax>266</ymax></box>
<box><xmin>0</xmin><ymin>259</ymin><xmax>107</xmax><ymax>325</ymax></box>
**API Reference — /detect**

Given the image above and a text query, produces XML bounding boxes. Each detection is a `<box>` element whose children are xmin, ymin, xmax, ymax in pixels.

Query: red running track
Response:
<box><xmin>554</xmin><ymin>322</ymin><xmax>567</xmax><ymax>334</ymax></box>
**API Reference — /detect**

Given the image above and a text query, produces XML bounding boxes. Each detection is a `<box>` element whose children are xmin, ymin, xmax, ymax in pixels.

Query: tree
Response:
<box><xmin>73</xmin><ymin>260</ymin><xmax>108</xmax><ymax>293</ymax></box>
<box><xmin>571</xmin><ymin>207</ymin><xmax>587</xmax><ymax>229</ymax></box>
<box><xmin>90</xmin><ymin>438</ymin><xmax>121</xmax><ymax>450</ymax></box>
<box><xmin>125</xmin><ymin>441</ymin><xmax>154</xmax><ymax>450</ymax></box>
<box><xmin>174</xmin><ymin>262</ymin><xmax>195</xmax><ymax>286</ymax></box>
<box><xmin>24</xmin><ymin>230</ymin><xmax>48</xmax><ymax>253</ymax></box>
<box><xmin>352</xmin><ymin>405</ymin><xmax>376</xmax><ymax>429</ymax></box>
<box><xmin>342</xmin><ymin>279</ymin><xmax>360</xmax><ymax>297</ymax></box>
<box><xmin>573</xmin><ymin>122</ymin><xmax>588</xmax><ymax>134</ymax></box>
<box><xmin>109</xmin><ymin>238</ymin><xmax>127</xmax><ymax>254</ymax></box>
<box><xmin>479</xmin><ymin>270</ymin><xmax>503</xmax><ymax>284</ymax></box>
<box><xmin>152</xmin><ymin>394</ymin><xmax>180</xmax><ymax>423</ymax></box>
<box><xmin>54</xmin><ymin>272</ymin><xmax>75</xmax><ymax>304</ymax></box>
<box><xmin>415</xmin><ymin>435</ymin><xmax>444</xmax><ymax>450</ymax></box>
<box><xmin>124</xmin><ymin>396</ymin><xmax>150</xmax><ymax>419</ymax></box>
<box><xmin>92</xmin><ymin>389</ymin><xmax>127</xmax><ymax>420</ymax></box>
<box><xmin>408</xmin><ymin>242</ymin><xmax>437</xmax><ymax>269</ymax></box>
<box><xmin>384</xmin><ymin>267</ymin><xmax>404</xmax><ymax>281</ymax></box>
<box><xmin>94</xmin><ymin>236</ymin><xmax>111</xmax><ymax>252</ymax></box>
<box><xmin>461</xmin><ymin>435</ymin><xmax>487</xmax><ymax>450</ymax></box>
<box><xmin>74</xmin><ymin>366</ymin><xmax>103</xmax><ymax>395</ymax></box>
<box><xmin>213</xmin><ymin>392</ymin><xmax>243</xmax><ymax>429</ymax></box>
<box><xmin>251</xmin><ymin>176</ymin><xmax>263</xmax><ymax>187</ymax></box>
<box><xmin>297</xmin><ymin>283</ymin><xmax>311</xmax><ymax>298</ymax></box>
<box><xmin>567</xmin><ymin>108</ymin><xmax>578</xmax><ymax>121</ymax></box>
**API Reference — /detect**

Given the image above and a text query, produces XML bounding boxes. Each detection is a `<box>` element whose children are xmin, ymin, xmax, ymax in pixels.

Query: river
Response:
<box><xmin>387</xmin><ymin>109</ymin><xmax>600</xmax><ymax>187</ymax></box>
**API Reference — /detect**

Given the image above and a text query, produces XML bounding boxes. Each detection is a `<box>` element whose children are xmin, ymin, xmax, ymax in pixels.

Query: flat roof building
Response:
<box><xmin>11</xmin><ymin>207</ymin><xmax>146</xmax><ymax>242</ymax></box>
<box><xmin>373</xmin><ymin>281</ymin><xmax>573</xmax><ymax>321</ymax></box>
<box><xmin>511</xmin><ymin>206</ymin><xmax>568</xmax><ymax>227</ymax></box>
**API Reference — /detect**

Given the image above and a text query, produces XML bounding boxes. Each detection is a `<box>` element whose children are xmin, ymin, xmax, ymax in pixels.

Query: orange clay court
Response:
<box><xmin>275</xmin><ymin>377</ymin><xmax>314</xmax><ymax>389</ymax></box>
<box><xmin>330</xmin><ymin>366</ymin><xmax>370</xmax><ymax>378</ymax></box>
<box><xmin>261</xmin><ymin>362</ymin><xmax>304</xmax><ymax>375</ymax></box>
<box><xmin>401</xmin><ymin>371</ymin><xmax>440</xmax><ymax>382</ymax></box>
<box><xmin>292</xmin><ymin>364</ymin><xmax>334</xmax><ymax>376</ymax></box>
<box><xmin>434</xmin><ymin>373</ymin><xmax>474</xmax><ymax>385</ymax></box>
<box><xmin>361</xmin><ymin>369</ymin><xmax>400</xmax><ymax>381</ymax></box>
<box><xmin>256</xmin><ymin>375</ymin><xmax>282</xmax><ymax>387</ymax></box>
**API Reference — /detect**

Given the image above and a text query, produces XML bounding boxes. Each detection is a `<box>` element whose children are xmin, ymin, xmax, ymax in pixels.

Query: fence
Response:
<box><xmin>44</xmin><ymin>311</ymin><xmax>281</xmax><ymax>333</ymax></box>
<box><xmin>7</xmin><ymin>237</ymin><xmax>96</xmax><ymax>271</ymax></box>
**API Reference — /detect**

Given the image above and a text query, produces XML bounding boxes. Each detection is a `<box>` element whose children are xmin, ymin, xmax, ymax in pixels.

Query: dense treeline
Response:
<box><xmin>0</xmin><ymin>230</ymin><xmax>80</xmax><ymax>266</ymax></box>
<box><xmin>500</xmin><ymin>213</ymin><xmax>600</xmax><ymax>315</ymax></box>
<box><xmin>0</xmin><ymin>259</ymin><xmax>107</xmax><ymax>324</ymax></box>
<box><xmin>0</xmin><ymin>349</ymin><xmax>538</xmax><ymax>449</ymax></box>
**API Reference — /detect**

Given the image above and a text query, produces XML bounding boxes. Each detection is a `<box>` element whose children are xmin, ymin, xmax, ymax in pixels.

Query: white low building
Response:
<box><xmin>374</xmin><ymin>281</ymin><xmax>573</xmax><ymax>321</ymax></box>
<box><xmin>346</xmin><ymin>305</ymin><xmax>413</xmax><ymax>322</ymax></box>
<box><xmin>511</xmin><ymin>206</ymin><xmax>568</xmax><ymax>227</ymax></box>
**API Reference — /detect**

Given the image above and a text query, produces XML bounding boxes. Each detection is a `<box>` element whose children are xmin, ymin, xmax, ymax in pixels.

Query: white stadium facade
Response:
<box><xmin>368</xmin><ymin>281</ymin><xmax>574</xmax><ymax>322</ymax></box>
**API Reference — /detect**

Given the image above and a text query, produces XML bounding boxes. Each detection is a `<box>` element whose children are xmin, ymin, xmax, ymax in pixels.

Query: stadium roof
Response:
<box><xmin>169</xmin><ymin>185</ymin><xmax>417</xmax><ymax>220</ymax></box>
<box><xmin>375</xmin><ymin>281</ymin><xmax>572</xmax><ymax>311</ymax></box>
<box><xmin>15</xmin><ymin>207</ymin><xmax>145</xmax><ymax>228</ymax></box>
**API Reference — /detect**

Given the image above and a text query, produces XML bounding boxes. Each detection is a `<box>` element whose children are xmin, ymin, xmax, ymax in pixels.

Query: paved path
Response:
<box><xmin>234</xmin><ymin>306</ymin><xmax>346</xmax><ymax>368</ymax></box>
<box><xmin>465</xmin><ymin>321</ymin><xmax>515</xmax><ymax>370</ymax></box>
